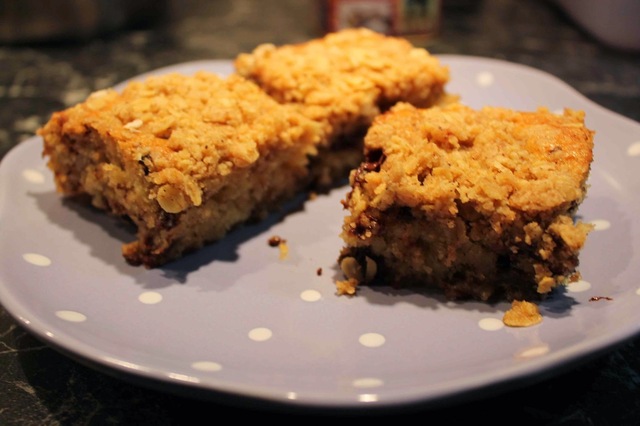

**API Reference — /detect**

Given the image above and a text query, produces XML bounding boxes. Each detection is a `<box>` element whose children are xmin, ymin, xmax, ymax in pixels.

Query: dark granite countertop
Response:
<box><xmin>1</xmin><ymin>0</ymin><xmax>639</xmax><ymax>424</ymax></box>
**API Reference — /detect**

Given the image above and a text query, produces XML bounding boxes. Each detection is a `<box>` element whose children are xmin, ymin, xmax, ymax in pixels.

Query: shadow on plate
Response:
<box><xmin>28</xmin><ymin>188</ymin><xmax>312</xmax><ymax>285</ymax></box>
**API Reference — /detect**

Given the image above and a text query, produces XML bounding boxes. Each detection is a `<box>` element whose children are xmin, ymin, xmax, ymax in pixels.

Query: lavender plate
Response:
<box><xmin>1</xmin><ymin>56</ymin><xmax>639</xmax><ymax>410</ymax></box>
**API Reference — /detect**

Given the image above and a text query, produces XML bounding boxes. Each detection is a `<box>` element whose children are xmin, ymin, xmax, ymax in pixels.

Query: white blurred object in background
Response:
<box><xmin>555</xmin><ymin>0</ymin><xmax>640</xmax><ymax>51</ymax></box>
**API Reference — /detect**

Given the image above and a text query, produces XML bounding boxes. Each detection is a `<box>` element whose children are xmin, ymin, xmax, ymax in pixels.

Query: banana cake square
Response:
<box><xmin>39</xmin><ymin>71</ymin><xmax>321</xmax><ymax>268</ymax></box>
<box><xmin>337</xmin><ymin>102</ymin><xmax>595</xmax><ymax>301</ymax></box>
<box><xmin>234</xmin><ymin>28</ymin><xmax>453</xmax><ymax>187</ymax></box>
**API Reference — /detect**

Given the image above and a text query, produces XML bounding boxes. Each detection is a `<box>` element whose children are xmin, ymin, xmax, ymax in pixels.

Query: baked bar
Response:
<box><xmin>234</xmin><ymin>28</ymin><xmax>452</xmax><ymax>187</ymax></box>
<box><xmin>337</xmin><ymin>102</ymin><xmax>595</xmax><ymax>301</ymax></box>
<box><xmin>39</xmin><ymin>71</ymin><xmax>321</xmax><ymax>267</ymax></box>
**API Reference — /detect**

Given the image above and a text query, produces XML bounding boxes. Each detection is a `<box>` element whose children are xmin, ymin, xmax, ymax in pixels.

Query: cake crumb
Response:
<box><xmin>268</xmin><ymin>235</ymin><xmax>284</xmax><ymax>247</ymax></box>
<box><xmin>316</xmin><ymin>267</ymin><xmax>322</xmax><ymax>276</ymax></box>
<box><xmin>589</xmin><ymin>296</ymin><xmax>613</xmax><ymax>302</ymax></box>
<box><xmin>267</xmin><ymin>235</ymin><xmax>288</xmax><ymax>259</ymax></box>
<box><xmin>335</xmin><ymin>278</ymin><xmax>359</xmax><ymax>296</ymax></box>
<box><xmin>278</xmin><ymin>241</ymin><xmax>288</xmax><ymax>260</ymax></box>
<box><xmin>503</xmin><ymin>300</ymin><xmax>543</xmax><ymax>327</ymax></box>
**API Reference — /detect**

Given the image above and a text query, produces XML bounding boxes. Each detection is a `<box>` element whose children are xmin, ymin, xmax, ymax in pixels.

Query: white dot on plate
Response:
<box><xmin>300</xmin><ymin>289</ymin><xmax>322</xmax><ymax>302</ymax></box>
<box><xmin>191</xmin><ymin>361</ymin><xmax>222</xmax><ymax>372</ymax></box>
<box><xmin>352</xmin><ymin>377</ymin><xmax>384</xmax><ymax>388</ymax></box>
<box><xmin>590</xmin><ymin>219</ymin><xmax>611</xmax><ymax>231</ymax></box>
<box><xmin>567</xmin><ymin>280</ymin><xmax>591</xmax><ymax>293</ymax></box>
<box><xmin>55</xmin><ymin>310</ymin><xmax>87</xmax><ymax>322</ymax></box>
<box><xmin>359</xmin><ymin>332</ymin><xmax>385</xmax><ymax>348</ymax></box>
<box><xmin>358</xmin><ymin>393</ymin><xmax>379</xmax><ymax>403</ymax></box>
<box><xmin>23</xmin><ymin>253</ymin><xmax>51</xmax><ymax>267</ymax></box>
<box><xmin>248</xmin><ymin>327</ymin><xmax>273</xmax><ymax>342</ymax></box>
<box><xmin>516</xmin><ymin>344</ymin><xmax>550</xmax><ymax>359</ymax></box>
<box><xmin>22</xmin><ymin>169</ymin><xmax>45</xmax><ymax>184</ymax></box>
<box><xmin>627</xmin><ymin>142</ymin><xmax>640</xmax><ymax>156</ymax></box>
<box><xmin>476</xmin><ymin>71</ymin><xmax>494</xmax><ymax>87</ymax></box>
<box><xmin>478</xmin><ymin>317</ymin><xmax>504</xmax><ymax>331</ymax></box>
<box><xmin>635</xmin><ymin>288</ymin><xmax>640</xmax><ymax>296</ymax></box>
<box><xmin>138</xmin><ymin>291</ymin><xmax>163</xmax><ymax>304</ymax></box>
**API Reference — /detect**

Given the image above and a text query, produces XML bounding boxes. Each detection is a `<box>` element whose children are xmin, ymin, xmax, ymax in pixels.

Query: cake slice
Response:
<box><xmin>234</xmin><ymin>28</ymin><xmax>453</xmax><ymax>187</ymax></box>
<box><xmin>337</xmin><ymin>102</ymin><xmax>595</xmax><ymax>301</ymax></box>
<box><xmin>39</xmin><ymin>71</ymin><xmax>321</xmax><ymax>268</ymax></box>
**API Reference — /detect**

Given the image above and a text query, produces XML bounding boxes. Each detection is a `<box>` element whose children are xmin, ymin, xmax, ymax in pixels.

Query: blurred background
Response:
<box><xmin>1</xmin><ymin>0</ymin><xmax>639</xmax><ymax>156</ymax></box>
<box><xmin>1</xmin><ymin>0</ymin><xmax>639</xmax><ymax>160</ymax></box>
<box><xmin>1</xmin><ymin>0</ymin><xmax>640</xmax><ymax>424</ymax></box>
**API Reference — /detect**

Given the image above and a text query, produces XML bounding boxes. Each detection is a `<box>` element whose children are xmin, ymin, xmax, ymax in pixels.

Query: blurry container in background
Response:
<box><xmin>0</xmin><ymin>0</ymin><xmax>168</xmax><ymax>44</ymax></box>
<box><xmin>320</xmin><ymin>0</ymin><xmax>441</xmax><ymax>45</ymax></box>
<box><xmin>554</xmin><ymin>0</ymin><xmax>640</xmax><ymax>52</ymax></box>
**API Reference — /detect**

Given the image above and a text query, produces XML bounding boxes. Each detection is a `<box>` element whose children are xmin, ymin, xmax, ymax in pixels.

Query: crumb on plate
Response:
<box><xmin>503</xmin><ymin>300</ymin><xmax>543</xmax><ymax>327</ymax></box>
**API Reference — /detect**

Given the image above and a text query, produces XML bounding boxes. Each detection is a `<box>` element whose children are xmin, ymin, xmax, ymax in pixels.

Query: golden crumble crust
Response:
<box><xmin>40</xmin><ymin>71</ymin><xmax>321</xmax><ymax>267</ymax></box>
<box><xmin>235</xmin><ymin>28</ymin><xmax>452</xmax><ymax>186</ymax></box>
<box><xmin>356</xmin><ymin>102</ymin><xmax>594</xmax><ymax>218</ymax></box>
<box><xmin>235</xmin><ymin>28</ymin><xmax>450</xmax><ymax>140</ymax></box>
<box><xmin>339</xmin><ymin>102</ymin><xmax>595</xmax><ymax>301</ymax></box>
<box><xmin>43</xmin><ymin>72</ymin><xmax>319</xmax><ymax>213</ymax></box>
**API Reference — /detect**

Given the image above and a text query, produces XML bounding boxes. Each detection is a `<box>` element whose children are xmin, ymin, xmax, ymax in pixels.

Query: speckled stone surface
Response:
<box><xmin>1</xmin><ymin>0</ymin><xmax>639</xmax><ymax>423</ymax></box>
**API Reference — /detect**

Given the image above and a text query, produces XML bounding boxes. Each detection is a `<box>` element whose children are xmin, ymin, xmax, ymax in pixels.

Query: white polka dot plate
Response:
<box><xmin>1</xmin><ymin>56</ymin><xmax>640</xmax><ymax>411</ymax></box>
